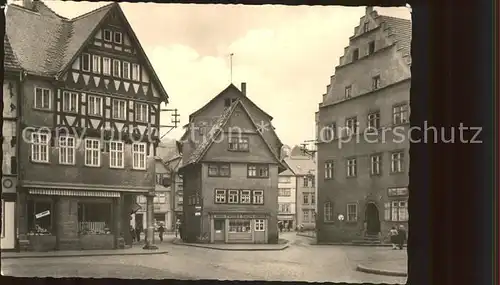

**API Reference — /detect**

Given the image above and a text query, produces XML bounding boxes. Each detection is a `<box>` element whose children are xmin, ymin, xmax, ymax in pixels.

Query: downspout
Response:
<box><xmin>15</xmin><ymin>70</ymin><xmax>25</xmax><ymax>250</ymax></box>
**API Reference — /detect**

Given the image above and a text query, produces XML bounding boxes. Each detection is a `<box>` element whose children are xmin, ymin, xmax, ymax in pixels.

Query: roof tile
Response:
<box><xmin>377</xmin><ymin>15</ymin><xmax>412</xmax><ymax>60</ymax></box>
<box><xmin>4</xmin><ymin>36</ymin><xmax>21</xmax><ymax>70</ymax></box>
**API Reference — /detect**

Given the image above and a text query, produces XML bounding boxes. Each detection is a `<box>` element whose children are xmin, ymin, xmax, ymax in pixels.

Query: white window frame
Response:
<box><xmin>103</xmin><ymin>29</ymin><xmax>112</xmax><ymax>42</ymax></box>
<box><xmin>372</xmin><ymin>75</ymin><xmax>381</xmax><ymax>90</ymax></box>
<box><xmin>370</xmin><ymin>154</ymin><xmax>381</xmax><ymax>175</ymax></box>
<box><xmin>346</xmin><ymin>203</ymin><xmax>358</xmax><ymax>222</ymax></box>
<box><xmin>228</xmin><ymin>190</ymin><xmax>239</xmax><ymax>204</ymax></box>
<box><xmin>87</xmin><ymin>95</ymin><xmax>103</xmax><ymax>116</ymax></box>
<box><xmin>367</xmin><ymin>112</ymin><xmax>380</xmax><ymax>131</ymax></box>
<box><xmin>254</xmin><ymin>219</ymin><xmax>265</xmax><ymax>231</ymax></box>
<box><xmin>123</xmin><ymin>61</ymin><xmax>131</xmax><ymax>80</ymax></box>
<box><xmin>384</xmin><ymin>201</ymin><xmax>409</xmax><ymax>221</ymax></box>
<box><xmin>103</xmin><ymin>57</ymin><xmax>111</xmax><ymax>75</ymax></box>
<box><xmin>113</xmin><ymin>59</ymin><xmax>121</xmax><ymax>77</ymax></box>
<box><xmin>303</xmin><ymin>209</ymin><xmax>310</xmax><ymax>222</ymax></box>
<box><xmin>34</xmin><ymin>87</ymin><xmax>51</xmax><ymax>110</ymax></box>
<box><xmin>84</xmin><ymin>138</ymin><xmax>101</xmax><ymax>167</ymax></box>
<box><xmin>135</xmin><ymin>102</ymin><xmax>149</xmax><ymax>122</ymax></box>
<box><xmin>112</xmin><ymin>99</ymin><xmax>127</xmax><ymax>120</ymax></box>
<box><xmin>391</xmin><ymin>151</ymin><xmax>405</xmax><ymax>173</ymax></box>
<box><xmin>345</xmin><ymin>85</ymin><xmax>352</xmax><ymax>99</ymax></box>
<box><xmin>303</xmin><ymin>194</ymin><xmax>309</xmax><ymax>205</ymax></box>
<box><xmin>81</xmin><ymin>53</ymin><xmax>91</xmax><ymax>72</ymax></box>
<box><xmin>345</xmin><ymin>117</ymin><xmax>358</xmax><ymax>135</ymax></box>
<box><xmin>324</xmin><ymin>201</ymin><xmax>333</xmax><ymax>222</ymax></box>
<box><xmin>278</xmin><ymin>177</ymin><xmax>291</xmax><ymax>184</ymax></box>
<box><xmin>157</xmin><ymin>193</ymin><xmax>166</xmax><ymax>203</ymax></box>
<box><xmin>252</xmin><ymin>190</ymin><xmax>264</xmax><ymax>204</ymax></box>
<box><xmin>215</xmin><ymin>189</ymin><xmax>226</xmax><ymax>203</ymax></box>
<box><xmin>132</xmin><ymin>142</ymin><xmax>147</xmax><ymax>170</ymax></box>
<box><xmin>131</xmin><ymin>63</ymin><xmax>140</xmax><ymax>81</ymax></box>
<box><xmin>62</xmin><ymin>91</ymin><xmax>78</xmax><ymax>113</ymax></box>
<box><xmin>109</xmin><ymin>141</ymin><xmax>124</xmax><ymax>169</ymax></box>
<box><xmin>31</xmin><ymin>133</ymin><xmax>49</xmax><ymax>163</ymax></box>
<box><xmin>92</xmin><ymin>55</ymin><xmax>101</xmax><ymax>74</ymax></box>
<box><xmin>240</xmin><ymin>190</ymin><xmax>251</xmax><ymax>204</ymax></box>
<box><xmin>393</xmin><ymin>103</ymin><xmax>409</xmax><ymax>125</ymax></box>
<box><xmin>310</xmin><ymin>193</ymin><xmax>315</xmax><ymax>204</ymax></box>
<box><xmin>324</xmin><ymin>161</ymin><xmax>334</xmax><ymax>179</ymax></box>
<box><xmin>347</xmin><ymin>158</ymin><xmax>357</xmax><ymax>177</ymax></box>
<box><xmin>114</xmin><ymin>31</ymin><xmax>123</xmax><ymax>44</ymax></box>
<box><xmin>58</xmin><ymin>136</ymin><xmax>75</xmax><ymax>165</ymax></box>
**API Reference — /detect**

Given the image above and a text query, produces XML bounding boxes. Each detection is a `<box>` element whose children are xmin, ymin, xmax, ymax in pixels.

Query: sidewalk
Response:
<box><xmin>347</xmin><ymin>247</ymin><xmax>408</xmax><ymax>277</ymax></box>
<box><xmin>171</xmin><ymin>238</ymin><xmax>290</xmax><ymax>251</ymax></box>
<box><xmin>296</xmin><ymin>231</ymin><xmax>316</xmax><ymax>238</ymax></box>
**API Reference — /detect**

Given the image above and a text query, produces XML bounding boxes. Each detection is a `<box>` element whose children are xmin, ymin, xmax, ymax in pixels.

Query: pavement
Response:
<box><xmin>1</xmin><ymin>233</ymin><xmax>407</xmax><ymax>282</ymax></box>
<box><xmin>171</xmin><ymin>238</ymin><xmax>290</xmax><ymax>251</ymax></box>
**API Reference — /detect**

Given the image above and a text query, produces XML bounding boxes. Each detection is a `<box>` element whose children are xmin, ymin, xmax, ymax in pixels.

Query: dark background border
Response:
<box><xmin>0</xmin><ymin>0</ymin><xmax>496</xmax><ymax>285</ymax></box>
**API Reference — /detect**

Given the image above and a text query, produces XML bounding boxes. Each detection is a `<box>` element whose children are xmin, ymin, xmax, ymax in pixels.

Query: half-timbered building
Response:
<box><xmin>5</xmin><ymin>1</ymin><xmax>168</xmax><ymax>251</ymax></box>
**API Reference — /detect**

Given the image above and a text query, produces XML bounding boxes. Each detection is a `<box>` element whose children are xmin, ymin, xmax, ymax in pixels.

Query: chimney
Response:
<box><xmin>22</xmin><ymin>0</ymin><xmax>33</xmax><ymax>10</ymax></box>
<box><xmin>366</xmin><ymin>6</ymin><xmax>373</xmax><ymax>14</ymax></box>
<box><xmin>240</xmin><ymin>82</ymin><xmax>246</xmax><ymax>96</ymax></box>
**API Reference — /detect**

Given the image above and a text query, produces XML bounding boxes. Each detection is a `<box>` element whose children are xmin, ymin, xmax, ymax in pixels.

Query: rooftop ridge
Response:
<box><xmin>70</xmin><ymin>2</ymin><xmax>115</xmax><ymax>22</ymax></box>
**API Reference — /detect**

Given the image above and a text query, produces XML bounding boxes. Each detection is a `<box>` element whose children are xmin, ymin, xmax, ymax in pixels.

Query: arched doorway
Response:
<box><xmin>365</xmin><ymin>202</ymin><xmax>380</xmax><ymax>235</ymax></box>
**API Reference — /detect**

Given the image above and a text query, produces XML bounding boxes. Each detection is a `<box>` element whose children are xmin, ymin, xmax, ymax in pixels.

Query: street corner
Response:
<box><xmin>171</xmin><ymin>238</ymin><xmax>290</xmax><ymax>251</ymax></box>
<box><xmin>356</xmin><ymin>264</ymin><xmax>408</xmax><ymax>277</ymax></box>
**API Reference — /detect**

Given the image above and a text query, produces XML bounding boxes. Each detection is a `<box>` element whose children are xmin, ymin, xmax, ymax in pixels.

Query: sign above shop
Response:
<box><xmin>35</xmin><ymin>210</ymin><xmax>50</xmax><ymax>219</ymax></box>
<box><xmin>213</xmin><ymin>213</ymin><xmax>267</xmax><ymax>219</ymax></box>
<box><xmin>194</xmin><ymin>212</ymin><xmax>201</xmax><ymax>216</ymax></box>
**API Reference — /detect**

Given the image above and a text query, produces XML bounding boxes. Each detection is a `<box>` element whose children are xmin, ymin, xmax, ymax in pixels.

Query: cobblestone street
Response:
<box><xmin>1</xmin><ymin>233</ymin><xmax>407</xmax><ymax>283</ymax></box>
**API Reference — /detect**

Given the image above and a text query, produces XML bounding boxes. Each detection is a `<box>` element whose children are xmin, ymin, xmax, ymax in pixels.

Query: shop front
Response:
<box><xmin>210</xmin><ymin>213</ymin><xmax>269</xmax><ymax>244</ymax></box>
<box><xmin>1</xmin><ymin>176</ymin><xmax>17</xmax><ymax>251</ymax></box>
<box><xmin>19</xmin><ymin>189</ymin><xmax>135</xmax><ymax>251</ymax></box>
<box><xmin>278</xmin><ymin>214</ymin><xmax>295</xmax><ymax>231</ymax></box>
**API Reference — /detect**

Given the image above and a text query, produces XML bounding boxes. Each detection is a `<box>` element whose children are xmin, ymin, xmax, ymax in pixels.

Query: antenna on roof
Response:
<box><xmin>229</xmin><ymin>53</ymin><xmax>234</xmax><ymax>83</ymax></box>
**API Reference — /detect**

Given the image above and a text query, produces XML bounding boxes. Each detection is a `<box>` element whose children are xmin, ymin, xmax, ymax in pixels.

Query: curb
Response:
<box><xmin>296</xmin><ymin>233</ymin><xmax>316</xmax><ymax>239</ymax></box>
<box><xmin>356</xmin><ymin>264</ymin><xmax>407</xmax><ymax>277</ymax></box>
<box><xmin>311</xmin><ymin>242</ymin><xmax>407</xmax><ymax>247</ymax></box>
<box><xmin>1</xmin><ymin>250</ymin><xmax>168</xmax><ymax>260</ymax></box>
<box><xmin>171</xmin><ymin>240</ymin><xmax>290</xmax><ymax>251</ymax></box>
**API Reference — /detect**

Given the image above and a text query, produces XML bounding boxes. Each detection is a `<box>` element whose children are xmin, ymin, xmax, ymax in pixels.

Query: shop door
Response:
<box><xmin>214</xmin><ymin>219</ymin><xmax>225</xmax><ymax>243</ymax></box>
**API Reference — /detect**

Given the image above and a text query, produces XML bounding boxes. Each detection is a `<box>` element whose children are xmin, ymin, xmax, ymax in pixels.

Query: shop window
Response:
<box><xmin>228</xmin><ymin>219</ymin><xmax>251</xmax><ymax>233</ymax></box>
<box><xmin>27</xmin><ymin>199</ymin><xmax>53</xmax><ymax>235</ymax></box>
<box><xmin>78</xmin><ymin>202</ymin><xmax>112</xmax><ymax>235</ymax></box>
<box><xmin>255</xmin><ymin>219</ymin><xmax>265</xmax><ymax>231</ymax></box>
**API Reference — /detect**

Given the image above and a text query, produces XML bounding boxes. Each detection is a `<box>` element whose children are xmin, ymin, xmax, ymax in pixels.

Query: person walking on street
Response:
<box><xmin>130</xmin><ymin>225</ymin><xmax>136</xmax><ymax>242</ymax></box>
<box><xmin>175</xmin><ymin>219</ymin><xmax>181</xmax><ymax>238</ymax></box>
<box><xmin>278</xmin><ymin>222</ymin><xmax>283</xmax><ymax>232</ymax></box>
<box><xmin>397</xmin><ymin>225</ymin><xmax>407</xmax><ymax>249</ymax></box>
<box><xmin>158</xmin><ymin>223</ymin><xmax>165</xmax><ymax>242</ymax></box>
<box><xmin>135</xmin><ymin>224</ymin><xmax>142</xmax><ymax>242</ymax></box>
<box><xmin>287</xmin><ymin>221</ymin><xmax>293</xmax><ymax>232</ymax></box>
<box><xmin>389</xmin><ymin>226</ymin><xmax>399</xmax><ymax>249</ymax></box>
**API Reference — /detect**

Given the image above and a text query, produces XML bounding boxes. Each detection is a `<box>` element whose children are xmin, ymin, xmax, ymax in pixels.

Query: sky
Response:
<box><xmin>12</xmin><ymin>1</ymin><xmax>411</xmax><ymax>147</ymax></box>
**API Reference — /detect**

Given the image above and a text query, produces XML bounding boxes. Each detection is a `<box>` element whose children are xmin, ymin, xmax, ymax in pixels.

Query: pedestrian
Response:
<box><xmin>175</xmin><ymin>219</ymin><xmax>181</xmax><ymax>238</ymax></box>
<box><xmin>179</xmin><ymin>222</ymin><xmax>184</xmax><ymax>241</ymax></box>
<box><xmin>397</xmin><ymin>225</ymin><xmax>407</xmax><ymax>249</ymax></box>
<box><xmin>130</xmin><ymin>225</ymin><xmax>136</xmax><ymax>242</ymax></box>
<box><xmin>278</xmin><ymin>222</ymin><xmax>283</xmax><ymax>232</ymax></box>
<box><xmin>389</xmin><ymin>226</ymin><xmax>398</xmax><ymax>249</ymax></box>
<box><xmin>158</xmin><ymin>223</ymin><xmax>165</xmax><ymax>242</ymax></box>
<box><xmin>135</xmin><ymin>224</ymin><xmax>142</xmax><ymax>242</ymax></box>
<box><xmin>287</xmin><ymin>221</ymin><xmax>293</xmax><ymax>232</ymax></box>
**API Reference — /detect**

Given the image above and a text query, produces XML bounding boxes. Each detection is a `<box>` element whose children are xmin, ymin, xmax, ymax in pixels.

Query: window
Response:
<box><xmin>109</xmin><ymin>141</ymin><xmax>124</xmax><ymax>168</ymax></box>
<box><xmin>114</xmin><ymin>31</ymin><xmax>122</xmax><ymax>44</ymax></box>
<box><xmin>278</xmin><ymin>188</ymin><xmax>291</xmax><ymax>197</ymax></box>
<box><xmin>323</xmin><ymin>123</ymin><xmax>336</xmax><ymax>141</ymax></box>
<box><xmin>303</xmin><ymin>176</ymin><xmax>314</xmax><ymax>187</ymax></box>
<box><xmin>229</xmin><ymin>220</ymin><xmax>251</xmax><ymax>233</ymax></box>
<box><xmin>27</xmin><ymin>199</ymin><xmax>53</xmax><ymax>235</ymax></box>
<box><xmin>132</xmin><ymin>63</ymin><xmax>140</xmax><ymax>81</ymax></box>
<box><xmin>137</xmin><ymin>195</ymin><xmax>146</xmax><ymax>204</ymax></box>
<box><xmin>324</xmin><ymin>161</ymin><xmax>334</xmax><ymax>179</ymax></box>
<box><xmin>103</xmin><ymin>57</ymin><xmax>111</xmax><ymax>75</ymax></box>
<box><xmin>347</xmin><ymin>158</ymin><xmax>357</xmax><ymax>177</ymax></box>
<box><xmin>135</xmin><ymin>102</ymin><xmax>148</xmax><ymax>122</ymax></box>
<box><xmin>345</xmin><ymin>117</ymin><xmax>358</xmax><ymax>135</ymax></box>
<box><xmin>240</xmin><ymin>190</ymin><xmax>251</xmax><ymax>204</ymax></box>
<box><xmin>347</xmin><ymin>203</ymin><xmax>358</xmax><ymax>222</ymax></box>
<box><xmin>303</xmin><ymin>210</ymin><xmax>310</xmax><ymax>223</ymax></box>
<box><xmin>123</xmin><ymin>61</ymin><xmax>131</xmax><ymax>79</ymax></box>
<box><xmin>279</xmin><ymin>203</ymin><xmax>290</xmax><ymax>213</ymax></box>
<box><xmin>391</xmin><ymin>151</ymin><xmax>405</xmax><ymax>173</ymax></box>
<box><xmin>393</xmin><ymin>103</ymin><xmax>409</xmax><ymax>125</ymax></box>
<box><xmin>156</xmin><ymin>193</ymin><xmax>166</xmax><ymax>203</ymax></box>
<box><xmin>388</xmin><ymin>187</ymin><xmax>409</xmax><ymax>197</ymax></box>
<box><xmin>208</xmin><ymin>164</ymin><xmax>230</xmax><ymax>177</ymax></box>
<box><xmin>367</xmin><ymin>111</ymin><xmax>380</xmax><ymax>131</ymax></box>
<box><xmin>252</xmin><ymin>190</ymin><xmax>264</xmax><ymax>204</ymax></box>
<box><xmin>324</xmin><ymin>202</ymin><xmax>333</xmax><ymax>222</ymax></box>
<box><xmin>132</xmin><ymin>143</ymin><xmax>147</xmax><ymax>170</ymax></box>
<box><xmin>345</xmin><ymin>85</ymin><xmax>352</xmax><ymax>99</ymax></box>
<box><xmin>34</xmin><ymin>87</ymin><xmax>51</xmax><ymax>109</ymax></box>
<box><xmin>84</xmin><ymin>139</ymin><xmax>100</xmax><ymax>167</ymax></box>
<box><xmin>228</xmin><ymin>137</ymin><xmax>249</xmax><ymax>151</ymax></box>
<box><xmin>228</xmin><ymin>190</ymin><xmax>239</xmax><ymax>204</ymax></box>
<box><xmin>88</xmin><ymin>95</ymin><xmax>103</xmax><ymax>116</ymax></box>
<box><xmin>368</xmin><ymin>41</ymin><xmax>375</xmax><ymax>55</ymax></box>
<box><xmin>311</xmin><ymin>194</ymin><xmax>315</xmax><ymax>204</ymax></box>
<box><xmin>78</xmin><ymin>202</ymin><xmax>112</xmax><ymax>235</ymax></box>
<box><xmin>59</xmin><ymin>136</ymin><xmax>75</xmax><ymax>165</ymax></box>
<box><xmin>81</xmin><ymin>53</ymin><xmax>90</xmax><ymax>72</ymax></box>
<box><xmin>278</xmin><ymin>177</ymin><xmax>291</xmax><ymax>183</ymax></box>
<box><xmin>92</xmin><ymin>55</ymin><xmax>101</xmax><ymax>73</ymax></box>
<box><xmin>103</xmin><ymin>29</ymin><xmax>112</xmax><ymax>42</ymax></box>
<box><xmin>113</xmin><ymin>59</ymin><xmax>121</xmax><ymax>77</ymax></box>
<box><xmin>155</xmin><ymin>174</ymin><xmax>164</xmax><ymax>185</ymax></box>
<box><xmin>384</xmin><ymin>201</ymin><xmax>408</xmax><ymax>221</ymax></box>
<box><xmin>303</xmin><ymin>194</ymin><xmax>309</xmax><ymax>205</ymax></box>
<box><xmin>247</xmin><ymin>164</ymin><xmax>269</xmax><ymax>178</ymax></box>
<box><xmin>62</xmin><ymin>91</ymin><xmax>78</xmax><ymax>113</ymax></box>
<box><xmin>31</xmin><ymin>133</ymin><xmax>49</xmax><ymax>163</ymax></box>
<box><xmin>255</xmin><ymin>219</ymin><xmax>265</xmax><ymax>231</ymax></box>
<box><xmin>112</xmin><ymin>99</ymin><xmax>127</xmax><ymax>120</ymax></box>
<box><xmin>363</xmin><ymin>22</ymin><xmax>369</xmax><ymax>33</ymax></box>
<box><xmin>352</xmin><ymin>48</ymin><xmax>359</xmax><ymax>61</ymax></box>
<box><xmin>372</xmin><ymin>75</ymin><xmax>381</xmax><ymax>90</ymax></box>
<box><xmin>215</xmin><ymin>189</ymin><xmax>226</xmax><ymax>203</ymax></box>
<box><xmin>371</xmin><ymin>154</ymin><xmax>381</xmax><ymax>175</ymax></box>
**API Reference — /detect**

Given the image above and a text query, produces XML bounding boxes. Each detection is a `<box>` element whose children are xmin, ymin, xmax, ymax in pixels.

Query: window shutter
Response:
<box><xmin>384</xmin><ymin>202</ymin><xmax>391</xmax><ymax>221</ymax></box>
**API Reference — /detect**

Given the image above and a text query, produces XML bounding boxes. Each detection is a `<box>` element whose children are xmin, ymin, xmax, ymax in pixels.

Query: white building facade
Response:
<box><xmin>278</xmin><ymin>167</ymin><xmax>297</xmax><ymax>229</ymax></box>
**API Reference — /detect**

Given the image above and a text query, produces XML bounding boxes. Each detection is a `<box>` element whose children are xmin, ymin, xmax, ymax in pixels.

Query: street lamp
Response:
<box><xmin>337</xmin><ymin>214</ymin><xmax>345</xmax><ymax>242</ymax></box>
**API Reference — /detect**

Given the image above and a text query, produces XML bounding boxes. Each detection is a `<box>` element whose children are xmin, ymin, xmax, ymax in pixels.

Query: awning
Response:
<box><xmin>29</xmin><ymin>189</ymin><xmax>120</xmax><ymax>198</ymax></box>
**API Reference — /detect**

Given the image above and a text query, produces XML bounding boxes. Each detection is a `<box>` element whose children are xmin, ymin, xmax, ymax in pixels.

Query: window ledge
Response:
<box><xmin>31</xmin><ymin>160</ymin><xmax>50</xmax><ymax>164</ymax></box>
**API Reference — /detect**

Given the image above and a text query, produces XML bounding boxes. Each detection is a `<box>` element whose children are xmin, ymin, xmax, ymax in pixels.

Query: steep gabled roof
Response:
<box><xmin>4</xmin><ymin>36</ymin><xmax>22</xmax><ymax>71</ymax></box>
<box><xmin>188</xmin><ymin>84</ymin><xmax>273</xmax><ymax>122</ymax></box>
<box><xmin>279</xmin><ymin>159</ymin><xmax>296</xmax><ymax>176</ymax></box>
<box><xmin>285</xmin><ymin>156</ymin><xmax>316</xmax><ymax>176</ymax></box>
<box><xmin>180</xmin><ymin>99</ymin><xmax>285</xmax><ymax>171</ymax></box>
<box><xmin>377</xmin><ymin>15</ymin><xmax>412</xmax><ymax>60</ymax></box>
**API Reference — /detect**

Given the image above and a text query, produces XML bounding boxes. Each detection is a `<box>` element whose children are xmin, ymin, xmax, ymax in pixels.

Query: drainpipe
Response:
<box><xmin>15</xmin><ymin>70</ymin><xmax>25</xmax><ymax>251</ymax></box>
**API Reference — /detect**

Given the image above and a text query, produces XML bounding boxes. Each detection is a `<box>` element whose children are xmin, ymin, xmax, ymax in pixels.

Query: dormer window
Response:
<box><xmin>345</xmin><ymin>85</ymin><xmax>352</xmax><ymax>99</ymax></box>
<box><xmin>103</xmin><ymin>29</ymin><xmax>112</xmax><ymax>42</ymax></box>
<box><xmin>363</xmin><ymin>22</ymin><xmax>369</xmax><ymax>33</ymax></box>
<box><xmin>114</xmin><ymin>32</ymin><xmax>122</xmax><ymax>44</ymax></box>
<box><xmin>352</xmin><ymin>49</ymin><xmax>359</xmax><ymax>61</ymax></box>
